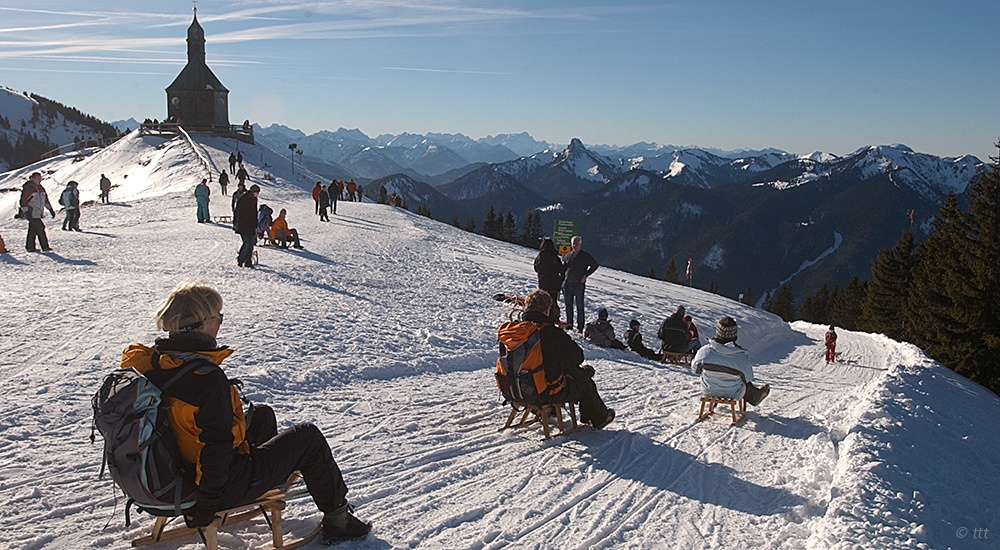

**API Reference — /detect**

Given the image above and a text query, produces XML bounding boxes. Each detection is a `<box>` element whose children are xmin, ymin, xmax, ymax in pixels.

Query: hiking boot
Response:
<box><xmin>592</xmin><ymin>408</ymin><xmax>615</xmax><ymax>430</ymax></box>
<box><xmin>320</xmin><ymin>509</ymin><xmax>372</xmax><ymax>546</ymax></box>
<box><xmin>748</xmin><ymin>384</ymin><xmax>770</xmax><ymax>406</ymax></box>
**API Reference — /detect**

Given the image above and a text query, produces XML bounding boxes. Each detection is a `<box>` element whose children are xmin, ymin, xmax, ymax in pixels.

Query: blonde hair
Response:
<box><xmin>154</xmin><ymin>280</ymin><xmax>223</xmax><ymax>333</ymax></box>
<box><xmin>523</xmin><ymin>289</ymin><xmax>552</xmax><ymax>315</ymax></box>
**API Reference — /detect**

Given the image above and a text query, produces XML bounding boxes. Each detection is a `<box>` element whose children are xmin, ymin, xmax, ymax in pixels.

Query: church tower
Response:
<box><xmin>165</xmin><ymin>8</ymin><xmax>230</xmax><ymax>128</ymax></box>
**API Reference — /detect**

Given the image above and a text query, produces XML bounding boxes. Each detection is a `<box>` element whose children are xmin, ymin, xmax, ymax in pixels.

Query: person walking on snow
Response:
<box><xmin>318</xmin><ymin>185</ymin><xmax>331</xmax><ymax>222</ymax></box>
<box><xmin>228</xmin><ymin>152</ymin><xmax>237</xmax><ymax>174</ymax></box>
<box><xmin>60</xmin><ymin>181</ymin><xmax>81</xmax><ymax>231</ymax></box>
<box><xmin>235</xmin><ymin>185</ymin><xmax>260</xmax><ymax>267</ymax></box>
<box><xmin>312</xmin><ymin>182</ymin><xmax>322</xmax><ymax>215</ymax></box>
<box><xmin>18</xmin><ymin>172</ymin><xmax>56</xmax><ymax>252</ymax></box>
<box><xmin>825</xmin><ymin>326</ymin><xmax>838</xmax><ymax>363</ymax></box>
<box><xmin>562</xmin><ymin>235</ymin><xmax>599</xmax><ymax>333</ymax></box>
<box><xmin>218</xmin><ymin>170</ymin><xmax>229</xmax><ymax>196</ymax></box>
<box><xmin>236</xmin><ymin>164</ymin><xmax>249</xmax><ymax>186</ymax></box>
<box><xmin>195</xmin><ymin>178</ymin><xmax>211</xmax><ymax>223</ymax></box>
<box><xmin>99</xmin><ymin>173</ymin><xmax>112</xmax><ymax>204</ymax></box>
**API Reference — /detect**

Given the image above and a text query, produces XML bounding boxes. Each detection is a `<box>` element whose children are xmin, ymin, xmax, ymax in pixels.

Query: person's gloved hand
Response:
<box><xmin>184</xmin><ymin>507</ymin><xmax>216</xmax><ymax>529</ymax></box>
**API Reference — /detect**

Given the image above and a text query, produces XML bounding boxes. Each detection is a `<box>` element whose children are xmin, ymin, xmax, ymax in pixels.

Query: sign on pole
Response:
<box><xmin>552</xmin><ymin>220</ymin><xmax>578</xmax><ymax>255</ymax></box>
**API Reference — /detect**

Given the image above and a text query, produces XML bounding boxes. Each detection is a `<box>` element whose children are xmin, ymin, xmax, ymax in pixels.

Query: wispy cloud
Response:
<box><xmin>381</xmin><ymin>66</ymin><xmax>513</xmax><ymax>76</ymax></box>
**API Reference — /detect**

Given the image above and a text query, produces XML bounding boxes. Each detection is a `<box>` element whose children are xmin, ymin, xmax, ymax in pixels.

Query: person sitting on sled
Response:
<box><xmin>121</xmin><ymin>280</ymin><xmax>372</xmax><ymax>545</ymax></box>
<box><xmin>692</xmin><ymin>316</ymin><xmax>770</xmax><ymax>407</ymax></box>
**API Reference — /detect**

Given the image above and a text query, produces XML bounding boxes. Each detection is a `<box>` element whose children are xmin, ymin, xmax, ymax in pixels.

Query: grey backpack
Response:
<box><xmin>91</xmin><ymin>357</ymin><xmax>206</xmax><ymax>523</ymax></box>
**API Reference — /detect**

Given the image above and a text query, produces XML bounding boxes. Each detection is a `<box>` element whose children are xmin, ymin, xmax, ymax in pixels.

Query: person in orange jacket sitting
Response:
<box><xmin>270</xmin><ymin>209</ymin><xmax>303</xmax><ymax>249</ymax></box>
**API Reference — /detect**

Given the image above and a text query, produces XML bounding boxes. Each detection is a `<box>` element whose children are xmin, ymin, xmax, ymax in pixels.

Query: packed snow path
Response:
<box><xmin>1</xmin><ymin>134</ymin><xmax>997</xmax><ymax>550</ymax></box>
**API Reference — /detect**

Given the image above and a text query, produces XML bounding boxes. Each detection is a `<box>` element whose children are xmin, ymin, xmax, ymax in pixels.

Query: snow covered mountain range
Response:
<box><xmin>1</xmin><ymin>128</ymin><xmax>998</xmax><ymax>549</ymax></box>
<box><xmin>1</xmin><ymin>85</ymin><xmax>987</xmax><ymax>306</ymax></box>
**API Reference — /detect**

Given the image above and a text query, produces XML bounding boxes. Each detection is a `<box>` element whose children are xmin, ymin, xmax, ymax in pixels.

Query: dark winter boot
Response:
<box><xmin>592</xmin><ymin>408</ymin><xmax>615</xmax><ymax>430</ymax></box>
<box><xmin>320</xmin><ymin>504</ymin><xmax>372</xmax><ymax>546</ymax></box>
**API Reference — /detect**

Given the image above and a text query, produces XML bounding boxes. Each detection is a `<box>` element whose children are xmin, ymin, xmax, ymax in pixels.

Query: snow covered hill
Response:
<box><xmin>1</xmin><ymin>133</ymin><xmax>998</xmax><ymax>550</ymax></box>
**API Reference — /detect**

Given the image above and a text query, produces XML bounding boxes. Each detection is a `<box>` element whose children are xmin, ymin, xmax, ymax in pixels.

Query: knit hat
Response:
<box><xmin>598</xmin><ymin>308</ymin><xmax>608</xmax><ymax>320</ymax></box>
<box><xmin>249</xmin><ymin>184</ymin><xmax>261</xmax><ymax>193</ymax></box>
<box><xmin>715</xmin><ymin>316</ymin><xmax>738</xmax><ymax>344</ymax></box>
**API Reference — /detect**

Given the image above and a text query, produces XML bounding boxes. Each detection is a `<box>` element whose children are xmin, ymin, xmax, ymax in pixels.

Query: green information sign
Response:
<box><xmin>552</xmin><ymin>220</ymin><xmax>579</xmax><ymax>255</ymax></box>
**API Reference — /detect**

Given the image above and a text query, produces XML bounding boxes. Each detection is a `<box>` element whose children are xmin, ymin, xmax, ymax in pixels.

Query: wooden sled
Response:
<box><xmin>661</xmin><ymin>351</ymin><xmax>693</xmax><ymax>365</ymax></box>
<box><xmin>697</xmin><ymin>396</ymin><xmax>746</xmax><ymax>425</ymax></box>
<box><xmin>500</xmin><ymin>401</ymin><xmax>580</xmax><ymax>440</ymax></box>
<box><xmin>131</xmin><ymin>473</ymin><xmax>318</xmax><ymax>550</ymax></box>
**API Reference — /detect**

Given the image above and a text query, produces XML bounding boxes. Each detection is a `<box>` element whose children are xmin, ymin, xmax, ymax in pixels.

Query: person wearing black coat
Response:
<box><xmin>318</xmin><ymin>186</ymin><xmax>331</xmax><ymax>222</ymax></box>
<box><xmin>624</xmin><ymin>319</ymin><xmax>660</xmax><ymax>360</ymax></box>
<box><xmin>533</xmin><ymin>238</ymin><xmax>565</xmax><ymax>323</ymax></box>
<box><xmin>234</xmin><ymin>184</ymin><xmax>260</xmax><ymax>267</ymax></box>
<box><xmin>520</xmin><ymin>290</ymin><xmax>615</xmax><ymax>428</ymax></box>
<box><xmin>658</xmin><ymin>305</ymin><xmax>690</xmax><ymax>354</ymax></box>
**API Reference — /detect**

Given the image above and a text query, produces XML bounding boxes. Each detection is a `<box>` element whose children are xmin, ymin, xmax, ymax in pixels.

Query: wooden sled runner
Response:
<box><xmin>500</xmin><ymin>401</ymin><xmax>580</xmax><ymax>440</ymax></box>
<box><xmin>697</xmin><ymin>396</ymin><xmax>746</xmax><ymax>425</ymax></box>
<box><xmin>661</xmin><ymin>351</ymin><xmax>693</xmax><ymax>365</ymax></box>
<box><xmin>131</xmin><ymin>473</ymin><xmax>319</xmax><ymax>550</ymax></box>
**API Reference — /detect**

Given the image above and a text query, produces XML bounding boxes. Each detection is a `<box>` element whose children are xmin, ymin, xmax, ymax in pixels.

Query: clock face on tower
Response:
<box><xmin>218</xmin><ymin>97</ymin><xmax>225</xmax><ymax>106</ymax></box>
<box><xmin>171</xmin><ymin>97</ymin><xmax>180</xmax><ymax>106</ymax></box>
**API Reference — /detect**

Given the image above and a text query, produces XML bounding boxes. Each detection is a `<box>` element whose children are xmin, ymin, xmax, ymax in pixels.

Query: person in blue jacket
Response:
<box><xmin>195</xmin><ymin>178</ymin><xmax>211</xmax><ymax>223</ymax></box>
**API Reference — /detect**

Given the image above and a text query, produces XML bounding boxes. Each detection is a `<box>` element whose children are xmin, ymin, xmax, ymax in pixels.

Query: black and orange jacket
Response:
<box><xmin>498</xmin><ymin>310</ymin><xmax>586</xmax><ymax>396</ymax></box>
<box><xmin>120</xmin><ymin>332</ymin><xmax>248</xmax><ymax>515</ymax></box>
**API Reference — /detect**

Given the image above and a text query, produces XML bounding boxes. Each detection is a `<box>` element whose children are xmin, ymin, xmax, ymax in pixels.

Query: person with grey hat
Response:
<box><xmin>691</xmin><ymin>316</ymin><xmax>770</xmax><ymax>406</ymax></box>
<box><xmin>583</xmin><ymin>308</ymin><xmax>625</xmax><ymax>349</ymax></box>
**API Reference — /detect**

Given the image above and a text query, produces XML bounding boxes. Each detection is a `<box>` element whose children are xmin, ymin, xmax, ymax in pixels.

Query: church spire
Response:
<box><xmin>187</xmin><ymin>7</ymin><xmax>206</xmax><ymax>64</ymax></box>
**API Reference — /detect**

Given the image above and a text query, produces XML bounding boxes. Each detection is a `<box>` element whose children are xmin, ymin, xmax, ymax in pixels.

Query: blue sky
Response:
<box><xmin>1</xmin><ymin>1</ymin><xmax>997</xmax><ymax>160</ymax></box>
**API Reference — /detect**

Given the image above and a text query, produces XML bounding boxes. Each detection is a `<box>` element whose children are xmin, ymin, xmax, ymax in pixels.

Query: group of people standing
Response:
<box><xmin>13</xmin><ymin>172</ymin><xmax>116</xmax><ymax>252</ymax></box>
<box><xmin>311</xmin><ymin>179</ymin><xmax>364</xmax><ymax>221</ymax></box>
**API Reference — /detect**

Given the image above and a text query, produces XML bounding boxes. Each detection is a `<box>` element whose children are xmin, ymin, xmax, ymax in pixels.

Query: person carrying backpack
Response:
<box><xmin>60</xmin><ymin>181</ymin><xmax>81</xmax><ymax>231</ymax></box>
<box><xmin>115</xmin><ymin>280</ymin><xmax>371</xmax><ymax>545</ymax></box>
<box><xmin>496</xmin><ymin>290</ymin><xmax>615</xmax><ymax>429</ymax></box>
<box><xmin>658</xmin><ymin>305</ymin><xmax>690</xmax><ymax>354</ymax></box>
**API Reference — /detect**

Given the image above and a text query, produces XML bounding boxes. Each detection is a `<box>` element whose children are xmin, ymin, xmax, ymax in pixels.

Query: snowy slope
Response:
<box><xmin>1</xmin><ymin>134</ymin><xmax>998</xmax><ymax>550</ymax></box>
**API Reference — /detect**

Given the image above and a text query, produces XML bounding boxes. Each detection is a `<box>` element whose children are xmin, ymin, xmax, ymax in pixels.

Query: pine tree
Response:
<box><xmin>504</xmin><ymin>212</ymin><xmax>516</xmax><ymax>242</ymax></box>
<box><xmin>708</xmin><ymin>281</ymin><xmax>719</xmax><ymax>294</ymax></box>
<box><xmin>766</xmin><ymin>283</ymin><xmax>796</xmax><ymax>321</ymax></box>
<box><xmin>646</xmin><ymin>267</ymin><xmax>657</xmax><ymax>279</ymax></box>
<box><xmin>799</xmin><ymin>284</ymin><xmax>831</xmax><ymax>324</ymax></box>
<box><xmin>519</xmin><ymin>210</ymin><xmax>536</xmax><ymax>246</ymax></box>
<box><xmin>828</xmin><ymin>276</ymin><xmax>867</xmax><ymax>330</ymax></box>
<box><xmin>464</xmin><ymin>218</ymin><xmax>476</xmax><ymax>232</ymax></box>
<box><xmin>482</xmin><ymin>207</ymin><xmax>497</xmax><ymax>238</ymax></box>
<box><xmin>905</xmin><ymin>192</ymin><xmax>971</xmax><ymax>366</ymax></box>
<box><xmin>960</xmin><ymin>145</ymin><xmax>1000</xmax><ymax>392</ymax></box>
<box><xmin>451</xmin><ymin>215</ymin><xmax>460</xmax><ymax>228</ymax></box>
<box><xmin>741</xmin><ymin>288</ymin><xmax>755</xmax><ymax>306</ymax></box>
<box><xmin>861</xmin><ymin>229</ymin><xmax>915</xmax><ymax>339</ymax></box>
<box><xmin>663</xmin><ymin>260</ymin><xmax>679</xmax><ymax>283</ymax></box>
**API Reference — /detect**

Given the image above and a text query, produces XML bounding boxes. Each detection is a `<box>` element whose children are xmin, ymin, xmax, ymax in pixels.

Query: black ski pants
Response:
<box><xmin>217</xmin><ymin>409</ymin><xmax>349</xmax><ymax>514</ymax></box>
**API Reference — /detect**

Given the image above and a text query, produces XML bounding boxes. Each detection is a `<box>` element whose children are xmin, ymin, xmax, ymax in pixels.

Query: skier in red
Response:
<box><xmin>825</xmin><ymin>326</ymin><xmax>838</xmax><ymax>363</ymax></box>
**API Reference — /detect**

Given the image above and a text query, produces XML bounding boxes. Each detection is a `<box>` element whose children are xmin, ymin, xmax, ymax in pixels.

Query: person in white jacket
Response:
<box><xmin>692</xmin><ymin>316</ymin><xmax>770</xmax><ymax>405</ymax></box>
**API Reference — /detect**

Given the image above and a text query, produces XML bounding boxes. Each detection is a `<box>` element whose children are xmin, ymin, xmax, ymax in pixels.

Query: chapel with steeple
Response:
<box><xmin>165</xmin><ymin>7</ymin><xmax>230</xmax><ymax>129</ymax></box>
